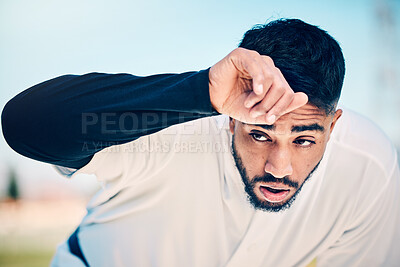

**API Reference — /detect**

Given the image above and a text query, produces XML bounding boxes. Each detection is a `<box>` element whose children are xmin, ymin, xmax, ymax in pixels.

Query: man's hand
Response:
<box><xmin>209</xmin><ymin>48</ymin><xmax>308</xmax><ymax>124</ymax></box>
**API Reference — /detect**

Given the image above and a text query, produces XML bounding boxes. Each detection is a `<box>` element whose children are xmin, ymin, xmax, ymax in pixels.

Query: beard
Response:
<box><xmin>231</xmin><ymin>135</ymin><xmax>320</xmax><ymax>213</ymax></box>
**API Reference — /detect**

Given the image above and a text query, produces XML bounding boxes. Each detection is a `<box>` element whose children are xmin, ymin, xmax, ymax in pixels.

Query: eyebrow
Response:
<box><xmin>291</xmin><ymin>123</ymin><xmax>325</xmax><ymax>133</ymax></box>
<box><xmin>259</xmin><ymin>124</ymin><xmax>275</xmax><ymax>131</ymax></box>
<box><xmin>257</xmin><ymin>123</ymin><xmax>325</xmax><ymax>133</ymax></box>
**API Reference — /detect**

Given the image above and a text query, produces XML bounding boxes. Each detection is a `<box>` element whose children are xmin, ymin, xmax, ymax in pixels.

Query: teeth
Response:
<box><xmin>262</xmin><ymin>186</ymin><xmax>289</xmax><ymax>194</ymax></box>
<box><xmin>267</xmin><ymin>187</ymin><xmax>282</xmax><ymax>193</ymax></box>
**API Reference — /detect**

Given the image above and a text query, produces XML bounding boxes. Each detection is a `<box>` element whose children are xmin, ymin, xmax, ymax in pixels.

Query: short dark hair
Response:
<box><xmin>239</xmin><ymin>18</ymin><xmax>345</xmax><ymax>114</ymax></box>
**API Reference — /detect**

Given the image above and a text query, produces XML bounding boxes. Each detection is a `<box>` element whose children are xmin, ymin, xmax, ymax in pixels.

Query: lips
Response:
<box><xmin>259</xmin><ymin>185</ymin><xmax>290</xmax><ymax>203</ymax></box>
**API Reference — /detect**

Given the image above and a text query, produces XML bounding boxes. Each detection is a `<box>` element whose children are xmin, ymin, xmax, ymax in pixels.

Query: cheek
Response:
<box><xmin>292</xmin><ymin>143</ymin><xmax>325</xmax><ymax>180</ymax></box>
<box><xmin>234</xmin><ymin>135</ymin><xmax>266</xmax><ymax>174</ymax></box>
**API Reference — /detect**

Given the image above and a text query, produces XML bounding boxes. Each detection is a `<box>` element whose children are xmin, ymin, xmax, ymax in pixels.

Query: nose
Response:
<box><xmin>264</xmin><ymin>146</ymin><xmax>293</xmax><ymax>178</ymax></box>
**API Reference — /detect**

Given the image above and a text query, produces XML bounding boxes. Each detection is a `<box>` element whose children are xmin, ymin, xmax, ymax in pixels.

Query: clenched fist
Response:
<box><xmin>209</xmin><ymin>48</ymin><xmax>308</xmax><ymax>124</ymax></box>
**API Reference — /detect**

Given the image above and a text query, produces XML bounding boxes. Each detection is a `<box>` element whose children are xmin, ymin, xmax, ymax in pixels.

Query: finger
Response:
<box><xmin>232</xmin><ymin>49</ymin><xmax>266</xmax><ymax>94</ymax></box>
<box><xmin>250</xmin><ymin>92</ymin><xmax>291</xmax><ymax>124</ymax></box>
<box><xmin>264</xmin><ymin>92</ymin><xmax>308</xmax><ymax>124</ymax></box>
<box><xmin>260</xmin><ymin>66</ymin><xmax>306</xmax><ymax>123</ymax></box>
<box><xmin>283</xmin><ymin>92</ymin><xmax>308</xmax><ymax>113</ymax></box>
<box><xmin>240</xmin><ymin>63</ymin><xmax>266</xmax><ymax>109</ymax></box>
<box><xmin>246</xmin><ymin>52</ymin><xmax>274</xmax><ymax>94</ymax></box>
<box><xmin>244</xmin><ymin>81</ymin><xmax>272</xmax><ymax>108</ymax></box>
<box><xmin>247</xmin><ymin>64</ymin><xmax>288</xmax><ymax>117</ymax></box>
<box><xmin>248</xmin><ymin>81</ymin><xmax>288</xmax><ymax>118</ymax></box>
<box><xmin>244</xmin><ymin>59</ymin><xmax>275</xmax><ymax>108</ymax></box>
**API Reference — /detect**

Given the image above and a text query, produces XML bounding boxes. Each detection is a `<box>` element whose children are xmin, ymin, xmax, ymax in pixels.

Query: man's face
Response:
<box><xmin>230</xmin><ymin>104</ymin><xmax>342</xmax><ymax>212</ymax></box>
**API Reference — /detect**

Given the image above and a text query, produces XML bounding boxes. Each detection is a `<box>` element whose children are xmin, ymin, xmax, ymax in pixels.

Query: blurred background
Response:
<box><xmin>0</xmin><ymin>0</ymin><xmax>399</xmax><ymax>266</ymax></box>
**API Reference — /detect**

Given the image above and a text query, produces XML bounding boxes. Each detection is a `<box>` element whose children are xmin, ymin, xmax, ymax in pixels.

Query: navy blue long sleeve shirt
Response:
<box><xmin>1</xmin><ymin>69</ymin><xmax>217</xmax><ymax>169</ymax></box>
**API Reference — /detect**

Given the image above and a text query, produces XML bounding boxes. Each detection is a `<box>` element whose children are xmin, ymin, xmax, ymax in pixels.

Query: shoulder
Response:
<box><xmin>330</xmin><ymin>107</ymin><xmax>397</xmax><ymax>175</ymax></box>
<box><xmin>315</xmin><ymin>108</ymin><xmax>399</xmax><ymax>232</ymax></box>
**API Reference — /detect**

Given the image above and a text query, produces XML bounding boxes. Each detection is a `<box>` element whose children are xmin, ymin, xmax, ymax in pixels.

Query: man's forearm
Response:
<box><xmin>1</xmin><ymin>69</ymin><xmax>215</xmax><ymax>169</ymax></box>
<box><xmin>3</xmin><ymin>48</ymin><xmax>309</xmax><ymax>169</ymax></box>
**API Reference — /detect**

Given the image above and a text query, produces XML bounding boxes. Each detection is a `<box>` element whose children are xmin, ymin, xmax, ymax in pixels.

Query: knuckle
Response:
<box><xmin>255</xmin><ymin>74</ymin><xmax>265</xmax><ymax>83</ymax></box>
<box><xmin>264</xmin><ymin>71</ymin><xmax>273</xmax><ymax>81</ymax></box>
<box><xmin>248</xmin><ymin>49</ymin><xmax>260</xmax><ymax>57</ymax></box>
<box><xmin>274</xmin><ymin>67</ymin><xmax>283</xmax><ymax>75</ymax></box>
<box><xmin>248</xmin><ymin>92</ymin><xmax>261</xmax><ymax>102</ymax></box>
<box><xmin>230</xmin><ymin>48</ymin><xmax>246</xmax><ymax>59</ymax></box>
<box><xmin>260</xmin><ymin>98</ymin><xmax>273</xmax><ymax>110</ymax></box>
<box><xmin>233</xmin><ymin>47</ymin><xmax>244</xmax><ymax>54</ymax></box>
<box><xmin>277</xmin><ymin>79</ymin><xmax>291</xmax><ymax>93</ymax></box>
<box><xmin>285</xmin><ymin>86</ymin><xmax>295</xmax><ymax>94</ymax></box>
<box><xmin>286</xmin><ymin>92</ymin><xmax>295</xmax><ymax>103</ymax></box>
<box><xmin>270</xmin><ymin>105</ymin><xmax>284</xmax><ymax>116</ymax></box>
<box><xmin>281</xmin><ymin>86</ymin><xmax>292</xmax><ymax>95</ymax></box>
<box><xmin>263</xmin><ymin>56</ymin><xmax>275</xmax><ymax>66</ymax></box>
<box><xmin>235</xmin><ymin>47</ymin><xmax>259</xmax><ymax>59</ymax></box>
<box><xmin>230</xmin><ymin>49</ymin><xmax>240</xmax><ymax>59</ymax></box>
<box><xmin>262</xmin><ymin>103</ymin><xmax>273</xmax><ymax>112</ymax></box>
<box><xmin>274</xmin><ymin>82</ymin><xmax>285</xmax><ymax>93</ymax></box>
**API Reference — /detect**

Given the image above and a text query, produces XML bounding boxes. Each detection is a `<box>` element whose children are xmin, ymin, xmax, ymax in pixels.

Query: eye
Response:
<box><xmin>293</xmin><ymin>139</ymin><xmax>316</xmax><ymax>147</ymax></box>
<box><xmin>250</xmin><ymin>133</ymin><xmax>269</xmax><ymax>142</ymax></box>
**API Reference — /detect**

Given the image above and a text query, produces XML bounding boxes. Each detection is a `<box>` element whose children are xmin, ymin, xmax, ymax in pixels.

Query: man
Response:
<box><xmin>2</xmin><ymin>19</ymin><xmax>399</xmax><ymax>266</ymax></box>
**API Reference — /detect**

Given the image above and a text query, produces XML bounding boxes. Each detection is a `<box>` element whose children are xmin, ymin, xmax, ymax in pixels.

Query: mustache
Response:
<box><xmin>252</xmin><ymin>174</ymin><xmax>299</xmax><ymax>188</ymax></box>
<box><xmin>251</xmin><ymin>160</ymin><xmax>321</xmax><ymax>189</ymax></box>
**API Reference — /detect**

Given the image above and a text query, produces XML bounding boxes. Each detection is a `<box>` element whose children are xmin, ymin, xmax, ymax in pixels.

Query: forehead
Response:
<box><xmin>278</xmin><ymin>104</ymin><xmax>327</xmax><ymax>123</ymax></box>
<box><xmin>247</xmin><ymin>104</ymin><xmax>330</xmax><ymax>134</ymax></box>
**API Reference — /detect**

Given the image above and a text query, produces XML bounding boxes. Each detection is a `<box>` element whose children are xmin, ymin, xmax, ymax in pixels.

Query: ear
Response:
<box><xmin>229</xmin><ymin>117</ymin><xmax>236</xmax><ymax>135</ymax></box>
<box><xmin>329</xmin><ymin>109</ymin><xmax>343</xmax><ymax>134</ymax></box>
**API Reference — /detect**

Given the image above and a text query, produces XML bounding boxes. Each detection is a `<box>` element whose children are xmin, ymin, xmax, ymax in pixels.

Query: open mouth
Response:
<box><xmin>259</xmin><ymin>185</ymin><xmax>290</xmax><ymax>203</ymax></box>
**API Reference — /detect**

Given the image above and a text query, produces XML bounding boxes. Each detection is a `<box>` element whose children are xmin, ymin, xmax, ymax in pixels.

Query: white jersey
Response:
<box><xmin>52</xmin><ymin>108</ymin><xmax>400</xmax><ymax>267</ymax></box>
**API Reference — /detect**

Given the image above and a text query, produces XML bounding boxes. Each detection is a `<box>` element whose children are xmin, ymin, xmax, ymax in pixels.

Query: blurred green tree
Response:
<box><xmin>7</xmin><ymin>168</ymin><xmax>20</xmax><ymax>200</ymax></box>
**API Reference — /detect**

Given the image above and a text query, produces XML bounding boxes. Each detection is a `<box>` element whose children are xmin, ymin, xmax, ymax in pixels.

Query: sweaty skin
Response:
<box><xmin>230</xmin><ymin>104</ymin><xmax>342</xmax><ymax>210</ymax></box>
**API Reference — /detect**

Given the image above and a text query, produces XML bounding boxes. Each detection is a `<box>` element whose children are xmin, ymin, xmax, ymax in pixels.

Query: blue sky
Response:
<box><xmin>0</xmin><ymin>0</ymin><xmax>399</xmax><ymax>196</ymax></box>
